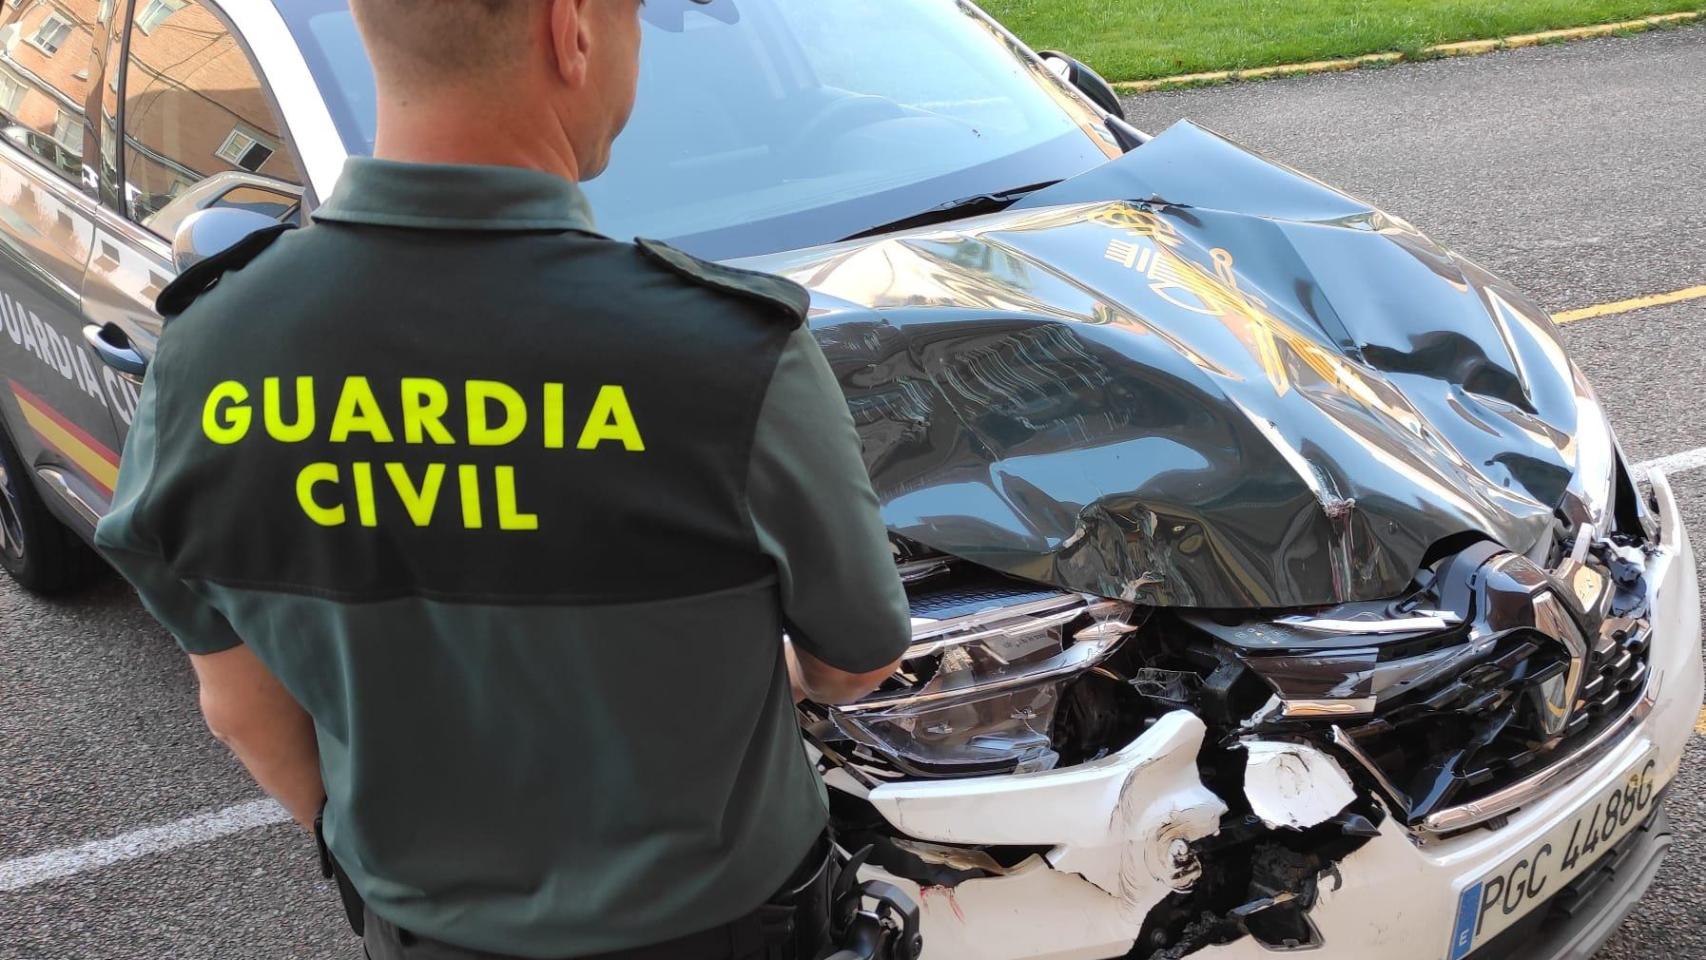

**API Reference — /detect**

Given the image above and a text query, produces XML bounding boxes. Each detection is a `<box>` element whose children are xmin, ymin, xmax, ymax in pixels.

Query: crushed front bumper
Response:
<box><xmin>852</xmin><ymin>470</ymin><xmax>1700</xmax><ymax>960</ymax></box>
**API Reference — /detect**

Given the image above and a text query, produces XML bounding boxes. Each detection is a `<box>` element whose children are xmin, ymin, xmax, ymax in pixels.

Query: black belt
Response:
<box><xmin>363</xmin><ymin>904</ymin><xmax>792</xmax><ymax>960</ymax></box>
<box><xmin>320</xmin><ymin>817</ymin><xmax>837</xmax><ymax>960</ymax></box>
<box><xmin>317</xmin><ymin>815</ymin><xmax>916</xmax><ymax>960</ymax></box>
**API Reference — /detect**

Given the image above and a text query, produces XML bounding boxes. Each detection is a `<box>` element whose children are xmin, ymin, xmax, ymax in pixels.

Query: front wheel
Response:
<box><xmin>0</xmin><ymin>417</ymin><xmax>96</xmax><ymax>594</ymax></box>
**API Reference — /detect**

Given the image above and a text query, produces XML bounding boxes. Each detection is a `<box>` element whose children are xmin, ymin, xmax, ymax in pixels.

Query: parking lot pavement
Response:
<box><xmin>0</xmin><ymin>579</ymin><xmax>358</xmax><ymax>958</ymax></box>
<box><xmin>0</xmin><ymin>820</ymin><xmax>350</xmax><ymax>960</ymax></box>
<box><xmin>3</xmin><ymin>27</ymin><xmax>1705</xmax><ymax>960</ymax></box>
<box><xmin>1562</xmin><ymin>300</ymin><xmax>1706</xmax><ymax>467</ymax></box>
<box><xmin>1125</xmin><ymin>26</ymin><xmax>1706</xmax><ymax>316</ymax></box>
<box><xmin>0</xmin><ymin>576</ymin><xmax>256</xmax><ymax>859</ymax></box>
<box><xmin>1562</xmin><ymin>306</ymin><xmax>1706</xmax><ymax>960</ymax></box>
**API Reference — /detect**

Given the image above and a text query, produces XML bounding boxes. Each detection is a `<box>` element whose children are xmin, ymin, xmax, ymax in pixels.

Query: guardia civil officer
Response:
<box><xmin>93</xmin><ymin>0</ymin><xmax>912</xmax><ymax>957</ymax></box>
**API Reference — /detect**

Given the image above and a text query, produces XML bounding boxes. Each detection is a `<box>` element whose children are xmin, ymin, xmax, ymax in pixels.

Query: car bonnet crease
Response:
<box><xmin>743</xmin><ymin>121</ymin><xmax>1602</xmax><ymax>608</ymax></box>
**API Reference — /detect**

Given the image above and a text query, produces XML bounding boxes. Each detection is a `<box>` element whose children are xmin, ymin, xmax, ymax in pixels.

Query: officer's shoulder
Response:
<box><xmin>156</xmin><ymin>223</ymin><xmax>297</xmax><ymax>320</ymax></box>
<box><xmin>632</xmin><ymin>237</ymin><xmax>807</xmax><ymax>329</ymax></box>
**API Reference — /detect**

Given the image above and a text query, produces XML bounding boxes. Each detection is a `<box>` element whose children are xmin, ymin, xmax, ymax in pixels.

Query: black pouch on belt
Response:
<box><xmin>315</xmin><ymin>807</ymin><xmax>367</xmax><ymax>937</ymax></box>
<box><xmin>750</xmin><ymin>834</ymin><xmax>837</xmax><ymax>960</ymax></box>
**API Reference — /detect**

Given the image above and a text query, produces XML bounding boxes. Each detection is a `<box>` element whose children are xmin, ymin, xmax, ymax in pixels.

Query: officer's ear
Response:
<box><xmin>547</xmin><ymin>0</ymin><xmax>594</xmax><ymax>88</ymax></box>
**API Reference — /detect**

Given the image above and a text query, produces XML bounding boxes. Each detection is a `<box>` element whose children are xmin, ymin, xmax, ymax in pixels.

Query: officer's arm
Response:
<box><xmin>189</xmin><ymin>646</ymin><xmax>325</xmax><ymax>831</ymax></box>
<box><xmin>749</xmin><ymin>327</ymin><xmax>911</xmax><ymax>705</ymax></box>
<box><xmin>785</xmin><ymin>638</ymin><xmax>900</xmax><ymax>707</ymax></box>
<box><xmin>95</xmin><ymin>363</ymin><xmax>324</xmax><ymax>830</ymax></box>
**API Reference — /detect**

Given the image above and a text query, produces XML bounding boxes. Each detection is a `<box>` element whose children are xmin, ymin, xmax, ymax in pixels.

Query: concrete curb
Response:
<box><xmin>1112</xmin><ymin>11</ymin><xmax>1702</xmax><ymax>94</ymax></box>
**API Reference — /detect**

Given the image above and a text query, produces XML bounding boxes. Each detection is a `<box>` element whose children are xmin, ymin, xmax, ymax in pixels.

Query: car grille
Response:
<box><xmin>1569</xmin><ymin>624</ymin><xmax>1651</xmax><ymax>729</ymax></box>
<box><xmin>1206</xmin><ymin>533</ymin><xmax>1660</xmax><ymax>834</ymax></box>
<box><xmin>1572</xmin><ymin>620</ymin><xmax>1653</xmax><ymax>733</ymax></box>
<box><xmin>1333</xmin><ymin>617</ymin><xmax>1653</xmax><ymax>830</ymax></box>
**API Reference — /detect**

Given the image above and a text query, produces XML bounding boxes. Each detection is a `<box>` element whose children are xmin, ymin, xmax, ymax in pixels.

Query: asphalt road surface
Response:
<box><xmin>4</xmin><ymin>25</ymin><xmax>1705</xmax><ymax>960</ymax></box>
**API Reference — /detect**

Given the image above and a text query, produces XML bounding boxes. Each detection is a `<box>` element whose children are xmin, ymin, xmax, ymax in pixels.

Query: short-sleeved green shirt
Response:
<box><xmin>94</xmin><ymin>159</ymin><xmax>911</xmax><ymax>959</ymax></box>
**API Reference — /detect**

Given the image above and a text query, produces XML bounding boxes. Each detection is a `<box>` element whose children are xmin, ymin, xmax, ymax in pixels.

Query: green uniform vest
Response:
<box><xmin>95</xmin><ymin>159</ymin><xmax>910</xmax><ymax>959</ymax></box>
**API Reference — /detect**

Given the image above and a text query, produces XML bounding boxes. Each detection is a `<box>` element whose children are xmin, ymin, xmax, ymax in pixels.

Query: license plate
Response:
<box><xmin>1446</xmin><ymin>748</ymin><xmax>1659</xmax><ymax>959</ymax></box>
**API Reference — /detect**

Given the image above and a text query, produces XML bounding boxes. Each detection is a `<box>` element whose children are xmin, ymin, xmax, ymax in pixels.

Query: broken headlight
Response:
<box><xmin>829</xmin><ymin>592</ymin><xmax>1140</xmax><ymax>777</ymax></box>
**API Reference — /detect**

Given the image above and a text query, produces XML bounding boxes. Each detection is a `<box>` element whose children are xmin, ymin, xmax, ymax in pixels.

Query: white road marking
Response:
<box><xmin>2</xmin><ymin>452</ymin><xmax>1704</xmax><ymax>896</ymax></box>
<box><xmin>1636</xmin><ymin>446</ymin><xmax>1706</xmax><ymax>481</ymax></box>
<box><xmin>0</xmin><ymin>799</ymin><xmax>289</xmax><ymax>893</ymax></box>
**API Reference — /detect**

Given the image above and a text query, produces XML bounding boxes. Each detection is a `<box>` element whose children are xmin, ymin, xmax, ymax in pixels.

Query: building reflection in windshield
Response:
<box><xmin>0</xmin><ymin>0</ymin><xmax>300</xmax><ymax>237</ymax></box>
<box><xmin>120</xmin><ymin>0</ymin><xmax>301</xmax><ymax>233</ymax></box>
<box><xmin>0</xmin><ymin>0</ymin><xmax>103</xmax><ymax>187</ymax></box>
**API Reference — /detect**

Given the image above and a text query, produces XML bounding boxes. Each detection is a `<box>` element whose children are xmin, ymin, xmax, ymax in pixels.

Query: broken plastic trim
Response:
<box><xmin>1130</xmin><ymin>780</ymin><xmax>1385</xmax><ymax>958</ymax></box>
<box><xmin>1272</xmin><ymin>612</ymin><xmax>1462</xmax><ymax>635</ymax></box>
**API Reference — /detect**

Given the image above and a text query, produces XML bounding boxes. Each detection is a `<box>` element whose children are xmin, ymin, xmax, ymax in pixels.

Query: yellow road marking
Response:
<box><xmin>1696</xmin><ymin>706</ymin><xmax>1706</xmax><ymax>736</ymax></box>
<box><xmin>1555</xmin><ymin>285</ymin><xmax>1706</xmax><ymax>325</ymax></box>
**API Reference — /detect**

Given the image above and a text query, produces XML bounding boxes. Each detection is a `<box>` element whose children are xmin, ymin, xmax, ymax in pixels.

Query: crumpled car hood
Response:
<box><xmin>742</xmin><ymin>121</ymin><xmax>1607</xmax><ymax>608</ymax></box>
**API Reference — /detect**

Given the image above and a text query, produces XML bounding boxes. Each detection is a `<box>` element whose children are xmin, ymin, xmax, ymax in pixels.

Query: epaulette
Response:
<box><xmin>635</xmin><ymin>237</ymin><xmax>807</xmax><ymax>328</ymax></box>
<box><xmin>156</xmin><ymin>224</ymin><xmax>296</xmax><ymax>320</ymax></box>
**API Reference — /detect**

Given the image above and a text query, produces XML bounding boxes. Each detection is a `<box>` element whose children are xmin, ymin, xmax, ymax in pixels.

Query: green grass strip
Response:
<box><xmin>979</xmin><ymin>0</ymin><xmax>1704</xmax><ymax>82</ymax></box>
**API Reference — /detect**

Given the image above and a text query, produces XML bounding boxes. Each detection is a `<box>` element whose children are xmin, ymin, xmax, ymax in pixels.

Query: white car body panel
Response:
<box><xmin>1242</xmin><ymin>741</ymin><xmax>1359</xmax><ymax>831</ymax></box>
<box><xmin>868</xmin><ymin>710</ymin><xmax>1226</xmax><ymax>930</ymax></box>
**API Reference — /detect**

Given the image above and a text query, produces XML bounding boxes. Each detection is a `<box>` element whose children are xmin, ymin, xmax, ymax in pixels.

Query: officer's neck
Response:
<box><xmin>371</xmin><ymin>91</ymin><xmax>583</xmax><ymax>183</ymax></box>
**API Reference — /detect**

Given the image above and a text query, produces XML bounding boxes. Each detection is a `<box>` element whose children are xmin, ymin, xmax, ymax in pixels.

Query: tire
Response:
<box><xmin>0</xmin><ymin>414</ymin><xmax>97</xmax><ymax>594</ymax></box>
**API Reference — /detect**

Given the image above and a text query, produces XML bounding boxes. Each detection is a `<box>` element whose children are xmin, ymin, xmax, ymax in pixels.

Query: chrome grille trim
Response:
<box><xmin>1417</xmin><ymin>679</ymin><xmax>1655</xmax><ymax>836</ymax></box>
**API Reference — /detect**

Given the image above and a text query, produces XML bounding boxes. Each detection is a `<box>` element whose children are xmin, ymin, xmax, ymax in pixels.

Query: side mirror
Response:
<box><xmin>1038</xmin><ymin>51</ymin><xmax>1126</xmax><ymax>122</ymax></box>
<box><xmin>171</xmin><ymin>207</ymin><xmax>283</xmax><ymax>273</ymax></box>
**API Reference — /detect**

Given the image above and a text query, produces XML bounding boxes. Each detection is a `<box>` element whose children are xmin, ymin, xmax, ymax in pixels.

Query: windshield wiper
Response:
<box><xmin>838</xmin><ymin>180</ymin><xmax>1061</xmax><ymax>242</ymax></box>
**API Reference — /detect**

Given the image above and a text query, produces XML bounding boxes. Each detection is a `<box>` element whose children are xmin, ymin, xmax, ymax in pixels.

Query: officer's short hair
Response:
<box><xmin>350</xmin><ymin>0</ymin><xmax>532</xmax><ymax>83</ymax></box>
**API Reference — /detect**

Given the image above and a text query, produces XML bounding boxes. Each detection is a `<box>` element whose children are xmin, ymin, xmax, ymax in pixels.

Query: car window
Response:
<box><xmin>283</xmin><ymin>0</ymin><xmax>1117</xmax><ymax>259</ymax></box>
<box><xmin>120</xmin><ymin>0</ymin><xmax>302</xmax><ymax>236</ymax></box>
<box><xmin>0</xmin><ymin>0</ymin><xmax>104</xmax><ymax>188</ymax></box>
<box><xmin>589</xmin><ymin>0</ymin><xmax>1112</xmax><ymax>246</ymax></box>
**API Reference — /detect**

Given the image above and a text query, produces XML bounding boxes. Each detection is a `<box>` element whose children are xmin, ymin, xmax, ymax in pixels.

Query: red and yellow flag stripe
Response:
<box><xmin>8</xmin><ymin>380</ymin><xmax>120</xmax><ymax>497</ymax></box>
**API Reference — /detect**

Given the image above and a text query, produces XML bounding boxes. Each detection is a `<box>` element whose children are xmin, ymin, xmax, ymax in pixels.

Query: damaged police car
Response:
<box><xmin>0</xmin><ymin>1</ymin><xmax>1698</xmax><ymax>959</ymax></box>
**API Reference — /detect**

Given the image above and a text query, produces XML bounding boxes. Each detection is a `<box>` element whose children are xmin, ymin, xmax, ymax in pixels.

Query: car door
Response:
<box><xmin>0</xmin><ymin>0</ymin><xmax>131</xmax><ymax>529</ymax></box>
<box><xmin>79</xmin><ymin>0</ymin><xmax>307</xmax><ymax>453</ymax></box>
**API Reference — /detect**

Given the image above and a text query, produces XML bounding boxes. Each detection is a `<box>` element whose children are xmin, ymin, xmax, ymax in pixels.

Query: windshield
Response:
<box><xmin>281</xmin><ymin>0</ymin><xmax>1118</xmax><ymax>258</ymax></box>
